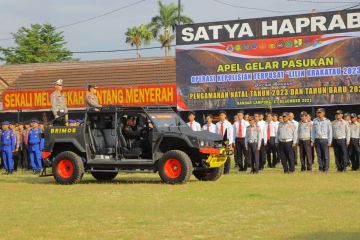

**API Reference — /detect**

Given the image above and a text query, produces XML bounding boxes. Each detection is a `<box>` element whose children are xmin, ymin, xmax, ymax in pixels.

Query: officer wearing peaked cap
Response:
<box><xmin>85</xmin><ymin>84</ymin><xmax>102</xmax><ymax>110</ymax></box>
<box><xmin>1</xmin><ymin>121</ymin><xmax>16</xmax><ymax>174</ymax></box>
<box><xmin>298</xmin><ymin>111</ymin><xmax>313</xmax><ymax>171</ymax></box>
<box><xmin>245</xmin><ymin>116</ymin><xmax>262</xmax><ymax>173</ymax></box>
<box><xmin>28</xmin><ymin>119</ymin><xmax>44</xmax><ymax>174</ymax></box>
<box><xmin>50</xmin><ymin>79</ymin><xmax>68</xmax><ymax>126</ymax></box>
<box><xmin>276</xmin><ymin>112</ymin><xmax>297</xmax><ymax>173</ymax></box>
<box><xmin>311</xmin><ymin>108</ymin><xmax>332</xmax><ymax>172</ymax></box>
<box><xmin>332</xmin><ymin>110</ymin><xmax>350</xmax><ymax>172</ymax></box>
<box><xmin>349</xmin><ymin>113</ymin><xmax>360</xmax><ymax>170</ymax></box>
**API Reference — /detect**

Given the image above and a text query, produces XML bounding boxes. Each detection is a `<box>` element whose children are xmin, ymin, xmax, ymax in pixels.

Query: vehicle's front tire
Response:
<box><xmin>91</xmin><ymin>172</ymin><xmax>118</xmax><ymax>181</ymax></box>
<box><xmin>223</xmin><ymin>156</ymin><xmax>231</xmax><ymax>174</ymax></box>
<box><xmin>193</xmin><ymin>165</ymin><xmax>224</xmax><ymax>181</ymax></box>
<box><xmin>52</xmin><ymin>151</ymin><xmax>84</xmax><ymax>185</ymax></box>
<box><xmin>158</xmin><ymin>150</ymin><xmax>193</xmax><ymax>184</ymax></box>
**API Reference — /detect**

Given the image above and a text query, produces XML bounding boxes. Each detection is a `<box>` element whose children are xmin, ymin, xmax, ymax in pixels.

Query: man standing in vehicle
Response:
<box><xmin>50</xmin><ymin>79</ymin><xmax>68</xmax><ymax>126</ymax></box>
<box><xmin>85</xmin><ymin>84</ymin><xmax>102</xmax><ymax>110</ymax></box>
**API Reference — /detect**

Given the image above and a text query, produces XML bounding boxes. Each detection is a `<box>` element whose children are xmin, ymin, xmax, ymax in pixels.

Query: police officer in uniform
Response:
<box><xmin>245</xmin><ymin>116</ymin><xmax>262</xmax><ymax>174</ymax></box>
<box><xmin>332</xmin><ymin>110</ymin><xmax>350</xmax><ymax>172</ymax></box>
<box><xmin>28</xmin><ymin>119</ymin><xmax>44</xmax><ymax>174</ymax></box>
<box><xmin>311</xmin><ymin>108</ymin><xmax>332</xmax><ymax>172</ymax></box>
<box><xmin>265</xmin><ymin>113</ymin><xmax>278</xmax><ymax>168</ymax></box>
<box><xmin>22</xmin><ymin>121</ymin><xmax>31</xmax><ymax>170</ymax></box>
<box><xmin>297</xmin><ymin>111</ymin><xmax>313</xmax><ymax>171</ymax></box>
<box><xmin>10</xmin><ymin>122</ymin><xmax>20</xmax><ymax>171</ymax></box>
<box><xmin>254</xmin><ymin>113</ymin><xmax>267</xmax><ymax>170</ymax></box>
<box><xmin>276</xmin><ymin>112</ymin><xmax>297</xmax><ymax>173</ymax></box>
<box><xmin>122</xmin><ymin>116</ymin><xmax>142</xmax><ymax>148</ymax></box>
<box><xmin>0</xmin><ymin>121</ymin><xmax>16</xmax><ymax>174</ymax></box>
<box><xmin>307</xmin><ymin>114</ymin><xmax>315</xmax><ymax>164</ymax></box>
<box><xmin>289</xmin><ymin>112</ymin><xmax>299</xmax><ymax>165</ymax></box>
<box><xmin>50</xmin><ymin>79</ymin><xmax>68</xmax><ymax>126</ymax></box>
<box><xmin>233</xmin><ymin>110</ymin><xmax>249</xmax><ymax>171</ymax></box>
<box><xmin>349</xmin><ymin>113</ymin><xmax>360</xmax><ymax>170</ymax></box>
<box><xmin>85</xmin><ymin>84</ymin><xmax>102</xmax><ymax>110</ymax></box>
<box><xmin>344</xmin><ymin>112</ymin><xmax>351</xmax><ymax>124</ymax></box>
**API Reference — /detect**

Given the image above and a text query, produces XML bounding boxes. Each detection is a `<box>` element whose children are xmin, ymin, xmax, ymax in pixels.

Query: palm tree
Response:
<box><xmin>149</xmin><ymin>1</ymin><xmax>193</xmax><ymax>56</ymax></box>
<box><xmin>125</xmin><ymin>24</ymin><xmax>153</xmax><ymax>58</ymax></box>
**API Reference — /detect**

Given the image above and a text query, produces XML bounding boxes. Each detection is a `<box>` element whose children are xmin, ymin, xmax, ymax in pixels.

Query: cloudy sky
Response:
<box><xmin>0</xmin><ymin>0</ymin><xmax>356</xmax><ymax>62</ymax></box>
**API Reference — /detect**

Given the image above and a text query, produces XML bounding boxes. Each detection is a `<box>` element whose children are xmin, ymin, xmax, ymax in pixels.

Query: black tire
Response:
<box><xmin>52</xmin><ymin>151</ymin><xmax>84</xmax><ymax>185</ymax></box>
<box><xmin>223</xmin><ymin>156</ymin><xmax>231</xmax><ymax>174</ymax></box>
<box><xmin>158</xmin><ymin>150</ymin><xmax>193</xmax><ymax>184</ymax></box>
<box><xmin>91</xmin><ymin>172</ymin><xmax>118</xmax><ymax>181</ymax></box>
<box><xmin>193</xmin><ymin>165</ymin><xmax>224</xmax><ymax>181</ymax></box>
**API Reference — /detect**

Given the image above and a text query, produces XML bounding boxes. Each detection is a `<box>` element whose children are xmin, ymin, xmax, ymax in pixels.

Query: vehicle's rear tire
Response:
<box><xmin>52</xmin><ymin>151</ymin><xmax>84</xmax><ymax>185</ymax></box>
<box><xmin>223</xmin><ymin>156</ymin><xmax>231</xmax><ymax>174</ymax></box>
<box><xmin>158</xmin><ymin>150</ymin><xmax>193</xmax><ymax>184</ymax></box>
<box><xmin>91</xmin><ymin>172</ymin><xmax>118</xmax><ymax>181</ymax></box>
<box><xmin>193</xmin><ymin>165</ymin><xmax>224</xmax><ymax>181</ymax></box>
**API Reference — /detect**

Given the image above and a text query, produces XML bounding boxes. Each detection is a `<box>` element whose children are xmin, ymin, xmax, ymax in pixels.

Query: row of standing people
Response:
<box><xmin>0</xmin><ymin>120</ymin><xmax>44</xmax><ymax>174</ymax></box>
<box><xmin>0</xmin><ymin>118</ymin><xmax>84</xmax><ymax>175</ymax></box>
<box><xmin>186</xmin><ymin>108</ymin><xmax>360</xmax><ymax>174</ymax></box>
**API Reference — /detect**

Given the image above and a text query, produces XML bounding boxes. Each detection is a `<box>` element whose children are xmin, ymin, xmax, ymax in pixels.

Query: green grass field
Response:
<box><xmin>0</xmin><ymin>158</ymin><xmax>359</xmax><ymax>240</ymax></box>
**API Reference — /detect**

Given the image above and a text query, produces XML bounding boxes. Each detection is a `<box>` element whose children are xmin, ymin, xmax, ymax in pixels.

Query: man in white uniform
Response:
<box><xmin>289</xmin><ymin>112</ymin><xmax>299</xmax><ymax>165</ymax></box>
<box><xmin>233</xmin><ymin>110</ymin><xmax>249</xmax><ymax>171</ymax></box>
<box><xmin>255</xmin><ymin>113</ymin><xmax>267</xmax><ymax>170</ymax></box>
<box><xmin>216</xmin><ymin>111</ymin><xmax>233</xmax><ymax>174</ymax></box>
<box><xmin>187</xmin><ymin>111</ymin><xmax>201</xmax><ymax>131</ymax></box>
<box><xmin>202</xmin><ymin>114</ymin><xmax>216</xmax><ymax>133</ymax></box>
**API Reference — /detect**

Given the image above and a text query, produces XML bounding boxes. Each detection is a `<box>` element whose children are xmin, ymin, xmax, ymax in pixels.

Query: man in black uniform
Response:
<box><xmin>122</xmin><ymin>116</ymin><xmax>142</xmax><ymax>148</ymax></box>
<box><xmin>140</xmin><ymin>120</ymin><xmax>154</xmax><ymax>158</ymax></box>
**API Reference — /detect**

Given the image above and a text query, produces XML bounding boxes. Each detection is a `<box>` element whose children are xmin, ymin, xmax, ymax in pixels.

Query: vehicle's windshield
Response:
<box><xmin>148</xmin><ymin>113</ymin><xmax>186</xmax><ymax>128</ymax></box>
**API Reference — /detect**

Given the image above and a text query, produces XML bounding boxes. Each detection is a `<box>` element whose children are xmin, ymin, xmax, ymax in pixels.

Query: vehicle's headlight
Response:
<box><xmin>199</xmin><ymin>140</ymin><xmax>214</xmax><ymax>147</ymax></box>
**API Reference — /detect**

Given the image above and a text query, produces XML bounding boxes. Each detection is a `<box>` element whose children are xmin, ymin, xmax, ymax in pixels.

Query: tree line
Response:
<box><xmin>0</xmin><ymin>1</ymin><xmax>193</xmax><ymax>64</ymax></box>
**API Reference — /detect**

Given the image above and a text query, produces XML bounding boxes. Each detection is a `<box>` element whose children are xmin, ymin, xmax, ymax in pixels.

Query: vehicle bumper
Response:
<box><xmin>200</xmin><ymin>148</ymin><xmax>228</xmax><ymax>168</ymax></box>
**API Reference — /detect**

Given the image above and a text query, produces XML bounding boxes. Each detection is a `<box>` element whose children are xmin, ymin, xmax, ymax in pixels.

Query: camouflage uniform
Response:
<box><xmin>85</xmin><ymin>92</ymin><xmax>102</xmax><ymax>109</ymax></box>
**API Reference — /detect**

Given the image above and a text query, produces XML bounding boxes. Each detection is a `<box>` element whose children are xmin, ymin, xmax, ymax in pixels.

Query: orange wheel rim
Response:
<box><xmin>164</xmin><ymin>158</ymin><xmax>182</xmax><ymax>178</ymax></box>
<box><xmin>57</xmin><ymin>159</ymin><xmax>74</xmax><ymax>179</ymax></box>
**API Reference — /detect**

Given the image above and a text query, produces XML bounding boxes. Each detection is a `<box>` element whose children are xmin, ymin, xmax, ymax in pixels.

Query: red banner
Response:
<box><xmin>2</xmin><ymin>84</ymin><xmax>177</xmax><ymax>111</ymax></box>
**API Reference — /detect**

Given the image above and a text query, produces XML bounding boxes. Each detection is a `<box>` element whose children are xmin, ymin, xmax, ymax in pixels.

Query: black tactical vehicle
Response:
<box><xmin>42</xmin><ymin>106</ymin><xmax>228</xmax><ymax>184</ymax></box>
